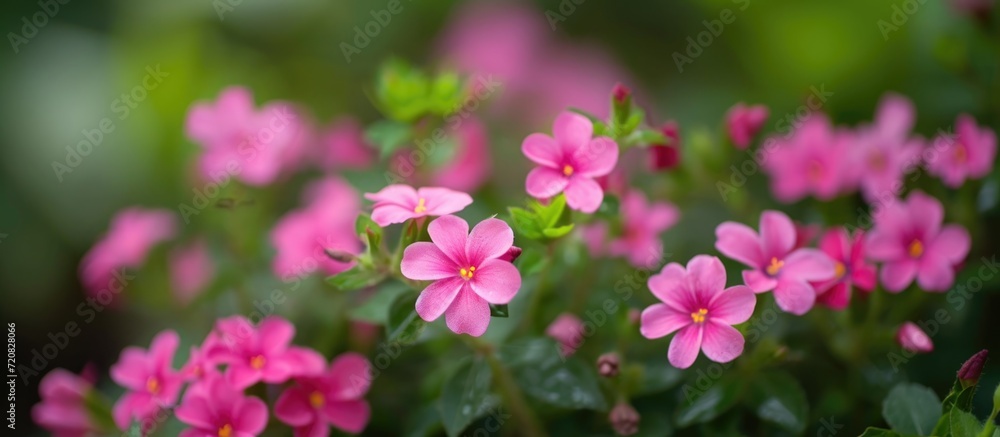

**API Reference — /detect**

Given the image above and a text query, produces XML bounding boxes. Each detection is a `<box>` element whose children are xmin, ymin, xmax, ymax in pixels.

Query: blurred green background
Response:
<box><xmin>2</xmin><ymin>0</ymin><xmax>999</xmax><ymax>435</ymax></box>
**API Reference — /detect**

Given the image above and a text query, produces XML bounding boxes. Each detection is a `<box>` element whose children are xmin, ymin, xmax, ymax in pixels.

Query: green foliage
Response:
<box><xmin>373</xmin><ymin>58</ymin><xmax>467</xmax><ymax>123</ymax></box>
<box><xmin>882</xmin><ymin>383</ymin><xmax>941</xmax><ymax>436</ymax></box>
<box><xmin>748</xmin><ymin>371</ymin><xmax>809</xmax><ymax>434</ymax></box>
<box><xmin>497</xmin><ymin>338</ymin><xmax>606</xmax><ymax>410</ymax></box>
<box><xmin>675</xmin><ymin>379</ymin><xmax>744</xmax><ymax>428</ymax></box>
<box><xmin>437</xmin><ymin>357</ymin><xmax>499</xmax><ymax>437</ymax></box>
<box><xmin>364</xmin><ymin>119</ymin><xmax>412</xmax><ymax>158</ymax></box>
<box><xmin>386</xmin><ymin>291</ymin><xmax>427</xmax><ymax>345</ymax></box>
<box><xmin>508</xmin><ymin>194</ymin><xmax>574</xmax><ymax>241</ymax></box>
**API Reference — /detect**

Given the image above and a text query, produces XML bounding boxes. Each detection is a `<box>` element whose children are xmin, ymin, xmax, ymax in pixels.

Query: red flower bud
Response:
<box><xmin>612</xmin><ymin>83</ymin><xmax>631</xmax><ymax>104</ymax></box>
<box><xmin>499</xmin><ymin>246</ymin><xmax>522</xmax><ymax>263</ymax></box>
<box><xmin>609</xmin><ymin>402</ymin><xmax>640</xmax><ymax>436</ymax></box>
<box><xmin>957</xmin><ymin>349</ymin><xmax>988</xmax><ymax>387</ymax></box>
<box><xmin>597</xmin><ymin>352</ymin><xmax>620</xmax><ymax>378</ymax></box>
<box><xmin>649</xmin><ymin>121</ymin><xmax>680</xmax><ymax>171</ymax></box>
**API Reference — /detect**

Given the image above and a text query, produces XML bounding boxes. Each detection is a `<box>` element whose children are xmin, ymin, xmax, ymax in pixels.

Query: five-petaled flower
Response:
<box><xmin>275</xmin><ymin>353</ymin><xmax>373</xmax><ymax>436</ymax></box>
<box><xmin>109</xmin><ymin>330</ymin><xmax>184</xmax><ymax>431</ymax></box>
<box><xmin>175</xmin><ymin>375</ymin><xmax>269</xmax><ymax>437</ymax></box>
<box><xmin>206</xmin><ymin>316</ymin><xmax>326</xmax><ymax>389</ymax></box>
<box><xmin>813</xmin><ymin>227</ymin><xmax>878</xmax><ymax>310</ymax></box>
<box><xmin>926</xmin><ymin>114</ymin><xmax>997</xmax><ymax>188</ymax></box>
<box><xmin>364</xmin><ymin>185</ymin><xmax>473</xmax><ymax>227</ymax></box>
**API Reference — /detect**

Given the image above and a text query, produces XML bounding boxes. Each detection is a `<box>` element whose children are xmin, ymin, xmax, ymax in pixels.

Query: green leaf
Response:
<box><xmin>386</xmin><ymin>291</ymin><xmax>427</xmax><ymax>344</ymax></box>
<box><xmin>497</xmin><ymin>338</ymin><xmax>607</xmax><ymax>410</ymax></box>
<box><xmin>858</xmin><ymin>427</ymin><xmax>904</xmax><ymax>436</ymax></box>
<box><xmin>948</xmin><ymin>409</ymin><xmax>983</xmax><ymax>437</ymax></box>
<box><xmin>404</xmin><ymin>404</ymin><xmax>442</xmax><ymax>437</ymax></box>
<box><xmin>489</xmin><ymin>304</ymin><xmax>509</xmax><ymax>318</ymax></box>
<box><xmin>630</xmin><ymin>361</ymin><xmax>683</xmax><ymax>396</ymax></box>
<box><xmin>365</xmin><ymin>120</ymin><xmax>413</xmax><ymax>158</ymax></box>
<box><xmin>596</xmin><ymin>194</ymin><xmax>619</xmax><ymax>218</ymax></box>
<box><xmin>375</xmin><ymin>59</ymin><xmax>431</xmax><ymax>122</ymax></box>
<box><xmin>508</xmin><ymin>206</ymin><xmax>542</xmax><ymax>240</ymax></box>
<box><xmin>541</xmin><ymin>224</ymin><xmax>574</xmax><ymax>239</ymax></box>
<box><xmin>437</xmin><ymin>357</ymin><xmax>499</xmax><ymax>437</ymax></box>
<box><xmin>934</xmin><ymin>381</ymin><xmax>978</xmax><ymax>435</ymax></box>
<box><xmin>748</xmin><ymin>371</ymin><xmax>809</xmax><ymax>434</ymax></box>
<box><xmin>882</xmin><ymin>383</ymin><xmax>942</xmax><ymax>436</ymax></box>
<box><xmin>428</xmin><ymin>72</ymin><xmax>465</xmax><ymax>115</ymax></box>
<box><xmin>674</xmin><ymin>380</ymin><xmax>743</xmax><ymax>428</ymax></box>
<box><xmin>348</xmin><ymin>282</ymin><xmax>408</xmax><ymax>324</ymax></box>
<box><xmin>514</xmin><ymin>248</ymin><xmax>546</xmax><ymax>276</ymax></box>
<box><xmin>325</xmin><ymin>266</ymin><xmax>385</xmax><ymax>292</ymax></box>
<box><xmin>532</xmin><ymin>194</ymin><xmax>567</xmax><ymax>229</ymax></box>
<box><xmin>566</xmin><ymin>107</ymin><xmax>601</xmax><ymax>124</ymax></box>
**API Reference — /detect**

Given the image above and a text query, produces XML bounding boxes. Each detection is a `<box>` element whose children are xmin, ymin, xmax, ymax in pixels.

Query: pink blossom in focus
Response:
<box><xmin>316</xmin><ymin>116</ymin><xmax>376</xmax><ymax>171</ymax></box>
<box><xmin>763</xmin><ymin>115</ymin><xmax>852</xmax><ymax>202</ymax></box>
<box><xmin>812</xmin><ymin>228</ymin><xmax>878</xmax><ymax>310</ymax></box>
<box><xmin>896</xmin><ymin>322</ymin><xmax>934</xmax><ymax>353</ymax></box>
<box><xmin>640</xmin><ymin>255</ymin><xmax>756</xmax><ymax>369</ymax></box>
<box><xmin>926</xmin><ymin>114</ymin><xmax>997</xmax><ymax>188</ymax></box>
<box><xmin>523</xmin><ymin>111</ymin><xmax>619</xmax><ymax>213</ymax></box>
<box><xmin>175</xmin><ymin>376</ymin><xmax>268</xmax><ymax>437</ymax></box>
<box><xmin>275</xmin><ymin>353</ymin><xmax>373</xmax><ymax>436</ymax></box>
<box><xmin>32</xmin><ymin>369</ymin><xmax>101</xmax><ymax>437</ymax></box>
<box><xmin>169</xmin><ymin>239</ymin><xmax>214</xmax><ymax>305</ymax></box>
<box><xmin>184</xmin><ymin>86</ymin><xmax>309</xmax><ymax>186</ymax></box>
<box><xmin>79</xmin><ymin>208</ymin><xmax>177</xmax><ymax>296</ymax></box>
<box><xmin>400</xmin><ymin>215</ymin><xmax>522</xmax><ymax>337</ymax></box>
<box><xmin>715</xmin><ymin>210</ymin><xmax>836</xmax><ymax>315</ymax></box>
<box><xmin>726</xmin><ymin>103</ymin><xmax>769</xmax><ymax>149</ymax></box>
<box><xmin>850</xmin><ymin>94</ymin><xmax>923</xmax><ymax>201</ymax></box>
<box><xmin>109</xmin><ymin>330</ymin><xmax>183</xmax><ymax>431</ymax></box>
<box><xmin>206</xmin><ymin>316</ymin><xmax>326</xmax><ymax>389</ymax></box>
<box><xmin>545</xmin><ymin>313</ymin><xmax>584</xmax><ymax>356</ymax></box>
<box><xmin>866</xmin><ymin>191</ymin><xmax>970</xmax><ymax>292</ymax></box>
<box><xmin>271</xmin><ymin>177</ymin><xmax>361</xmax><ymax>280</ymax></box>
<box><xmin>364</xmin><ymin>185</ymin><xmax>473</xmax><ymax>227</ymax></box>
<box><xmin>607</xmin><ymin>191</ymin><xmax>679</xmax><ymax>269</ymax></box>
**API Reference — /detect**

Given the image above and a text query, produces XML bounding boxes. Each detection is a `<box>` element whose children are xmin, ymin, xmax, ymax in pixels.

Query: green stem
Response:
<box><xmin>976</xmin><ymin>409</ymin><xmax>998</xmax><ymax>437</ymax></box>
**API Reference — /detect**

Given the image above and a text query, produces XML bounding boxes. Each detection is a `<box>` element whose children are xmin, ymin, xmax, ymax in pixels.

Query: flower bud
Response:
<box><xmin>597</xmin><ymin>353</ymin><xmax>620</xmax><ymax>378</ymax></box>
<box><xmin>609</xmin><ymin>402</ymin><xmax>639</xmax><ymax>436</ymax></box>
<box><xmin>324</xmin><ymin>249</ymin><xmax>357</xmax><ymax>263</ymax></box>
<box><xmin>612</xmin><ymin>83</ymin><xmax>631</xmax><ymax>105</ymax></box>
<box><xmin>627</xmin><ymin>308</ymin><xmax>641</xmax><ymax>325</ymax></box>
<box><xmin>896</xmin><ymin>322</ymin><xmax>933</xmax><ymax>354</ymax></box>
<box><xmin>957</xmin><ymin>349</ymin><xmax>988</xmax><ymax>388</ymax></box>
<box><xmin>499</xmin><ymin>246</ymin><xmax>522</xmax><ymax>263</ymax></box>
<box><xmin>649</xmin><ymin>121</ymin><xmax>680</xmax><ymax>171</ymax></box>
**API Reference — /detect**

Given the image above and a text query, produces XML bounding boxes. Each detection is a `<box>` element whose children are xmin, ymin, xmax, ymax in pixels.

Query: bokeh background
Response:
<box><xmin>2</xmin><ymin>0</ymin><xmax>999</xmax><ymax>435</ymax></box>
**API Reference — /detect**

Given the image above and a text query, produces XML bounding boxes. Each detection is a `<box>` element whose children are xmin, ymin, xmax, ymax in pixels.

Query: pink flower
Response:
<box><xmin>271</xmin><ymin>177</ymin><xmax>361</xmax><ymax>280</ymax></box>
<box><xmin>364</xmin><ymin>185</ymin><xmax>473</xmax><ymax>227</ymax></box>
<box><xmin>110</xmin><ymin>330</ymin><xmax>184</xmax><ymax>431</ymax></box>
<box><xmin>275</xmin><ymin>353</ymin><xmax>373</xmax><ymax>436</ymax></box>
<box><xmin>649</xmin><ymin>121</ymin><xmax>681</xmax><ymax>171</ymax></box>
<box><xmin>715</xmin><ymin>210</ymin><xmax>836</xmax><ymax>315</ymax></box>
<box><xmin>32</xmin><ymin>369</ymin><xmax>101</xmax><ymax>437</ymax></box>
<box><xmin>545</xmin><ymin>314</ymin><xmax>584</xmax><ymax>356</ymax></box>
<box><xmin>315</xmin><ymin>116</ymin><xmax>376</xmax><ymax>171</ymax></box>
<box><xmin>175</xmin><ymin>376</ymin><xmax>268</xmax><ymax>437</ymax></box>
<box><xmin>726</xmin><ymin>103</ymin><xmax>769</xmax><ymax>149</ymax></box>
<box><xmin>207</xmin><ymin>316</ymin><xmax>325</xmax><ymax>389</ymax></box>
<box><xmin>812</xmin><ymin>228</ymin><xmax>878</xmax><ymax>310</ymax></box>
<box><xmin>640</xmin><ymin>256</ymin><xmax>756</xmax><ymax>369</ymax></box>
<box><xmin>181</xmin><ymin>334</ymin><xmax>223</xmax><ymax>394</ymax></box>
<box><xmin>79</xmin><ymin>208</ymin><xmax>176</xmax><ymax>296</ymax></box>
<box><xmin>169</xmin><ymin>239</ymin><xmax>215</xmax><ymax>305</ymax></box>
<box><xmin>926</xmin><ymin>114</ymin><xmax>997</xmax><ymax>188</ymax></box>
<box><xmin>763</xmin><ymin>115</ymin><xmax>852</xmax><ymax>202</ymax></box>
<box><xmin>400</xmin><ymin>215</ymin><xmax>522</xmax><ymax>336</ymax></box>
<box><xmin>523</xmin><ymin>112</ymin><xmax>619</xmax><ymax>213</ymax></box>
<box><xmin>896</xmin><ymin>322</ymin><xmax>934</xmax><ymax>353</ymax></box>
<box><xmin>866</xmin><ymin>191</ymin><xmax>970</xmax><ymax>292</ymax></box>
<box><xmin>184</xmin><ymin>86</ymin><xmax>308</xmax><ymax>186</ymax></box>
<box><xmin>851</xmin><ymin>94</ymin><xmax>923</xmax><ymax>201</ymax></box>
<box><xmin>608</xmin><ymin>191</ymin><xmax>679</xmax><ymax>268</ymax></box>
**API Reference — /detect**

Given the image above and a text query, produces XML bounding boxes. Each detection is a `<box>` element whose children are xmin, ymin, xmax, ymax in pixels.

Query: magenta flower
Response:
<box><xmin>275</xmin><ymin>353</ymin><xmax>373</xmax><ymax>436</ymax></box>
<box><xmin>763</xmin><ymin>115</ymin><xmax>852</xmax><ymax>202</ymax></box>
<box><xmin>726</xmin><ymin>103</ymin><xmax>769</xmax><ymax>149</ymax></box>
<box><xmin>109</xmin><ymin>330</ymin><xmax>183</xmax><ymax>431</ymax></box>
<box><xmin>271</xmin><ymin>177</ymin><xmax>361</xmax><ymax>280</ymax></box>
<box><xmin>866</xmin><ymin>191</ymin><xmax>970</xmax><ymax>292</ymax></box>
<box><xmin>79</xmin><ymin>208</ymin><xmax>176</xmax><ymax>297</ymax></box>
<box><xmin>431</xmin><ymin>118</ymin><xmax>493</xmax><ymax>193</ymax></box>
<box><xmin>523</xmin><ymin>111</ymin><xmax>619</xmax><ymax>213</ymax></box>
<box><xmin>400</xmin><ymin>215</ymin><xmax>522</xmax><ymax>336</ymax></box>
<box><xmin>175</xmin><ymin>376</ymin><xmax>268</xmax><ymax>437</ymax></box>
<box><xmin>184</xmin><ymin>86</ymin><xmax>308</xmax><ymax>186</ymax></box>
<box><xmin>545</xmin><ymin>313</ymin><xmax>585</xmax><ymax>356</ymax></box>
<box><xmin>812</xmin><ymin>228</ymin><xmax>878</xmax><ymax>310</ymax></box>
<box><xmin>207</xmin><ymin>316</ymin><xmax>325</xmax><ymax>389</ymax></box>
<box><xmin>640</xmin><ymin>256</ymin><xmax>756</xmax><ymax>369</ymax></box>
<box><xmin>315</xmin><ymin>116</ymin><xmax>376</xmax><ymax>171</ymax></box>
<box><xmin>649</xmin><ymin>121</ymin><xmax>681</xmax><ymax>171</ymax></box>
<box><xmin>609</xmin><ymin>191</ymin><xmax>679</xmax><ymax>268</ymax></box>
<box><xmin>169</xmin><ymin>239</ymin><xmax>215</xmax><ymax>305</ymax></box>
<box><xmin>181</xmin><ymin>334</ymin><xmax>223</xmax><ymax>394</ymax></box>
<box><xmin>851</xmin><ymin>94</ymin><xmax>923</xmax><ymax>201</ymax></box>
<box><xmin>364</xmin><ymin>185</ymin><xmax>473</xmax><ymax>227</ymax></box>
<box><xmin>926</xmin><ymin>114</ymin><xmax>997</xmax><ymax>188</ymax></box>
<box><xmin>715</xmin><ymin>210</ymin><xmax>836</xmax><ymax>315</ymax></box>
<box><xmin>32</xmin><ymin>369</ymin><xmax>101</xmax><ymax>437</ymax></box>
<box><xmin>896</xmin><ymin>322</ymin><xmax>934</xmax><ymax>354</ymax></box>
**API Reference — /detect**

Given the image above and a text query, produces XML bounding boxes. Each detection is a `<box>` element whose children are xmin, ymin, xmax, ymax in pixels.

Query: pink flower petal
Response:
<box><xmin>865</xmin><ymin>230</ymin><xmax>905</xmax><ymax>261</ymax></box>
<box><xmin>782</xmin><ymin>249</ymin><xmax>836</xmax><ymax>282</ymax></box>
<box><xmin>701</xmin><ymin>322</ymin><xmax>745</xmax><ymax>363</ymax></box>
<box><xmin>227</xmin><ymin>364</ymin><xmax>261</xmax><ymax>390</ymax></box>
<box><xmin>667</xmin><ymin>324</ymin><xmax>703</xmax><ymax>369</ymax></box>
<box><xmin>469</xmin><ymin>259</ymin><xmax>521</xmax><ymax>304</ymax></box>
<box><xmin>553</xmin><ymin>111</ymin><xmax>593</xmax><ymax>151</ymax></box>
<box><xmin>521</xmin><ymin>133</ymin><xmax>561</xmax><ymax>168</ymax></box>
<box><xmin>817</xmin><ymin>282</ymin><xmax>850</xmax><ymax>310</ymax></box>
<box><xmin>525</xmin><ymin>167</ymin><xmax>569</xmax><ymax>199</ymax></box>
<box><xmin>417</xmin><ymin>187</ymin><xmax>474</xmax><ymax>217</ymax></box>
<box><xmin>321</xmin><ymin>400</ymin><xmax>371</xmax><ymax>434</ymax></box>
<box><xmin>927</xmin><ymin>225</ymin><xmax>970</xmax><ymax>264</ymax></box>
<box><xmin>283</xmin><ymin>347</ymin><xmax>327</xmax><ymax>377</ymax></box>
<box><xmin>715</xmin><ymin>222</ymin><xmax>764</xmax><ymax>268</ymax></box>
<box><xmin>685</xmin><ymin>255</ymin><xmax>727</xmax><ymax>301</ymax></box>
<box><xmin>708</xmin><ymin>286</ymin><xmax>756</xmax><ymax>325</ymax></box>
<box><xmin>370</xmin><ymin>204</ymin><xmax>418</xmax><ymax>227</ymax></box>
<box><xmin>908</xmin><ymin>191</ymin><xmax>943</xmax><ymax>238</ymax></box>
<box><xmin>572</xmin><ymin>137</ymin><xmax>618</xmax><ymax>177</ymax></box>
<box><xmin>400</xmin><ymin>242</ymin><xmax>459</xmax><ymax>281</ymax></box>
<box><xmin>852</xmin><ymin>264</ymin><xmax>877</xmax><ymax>291</ymax></box>
<box><xmin>274</xmin><ymin>387</ymin><xmax>314</xmax><ymax>427</ymax></box>
<box><xmin>466</xmin><ymin>218</ymin><xmax>514</xmax><ymax>266</ymax></box>
<box><xmin>363</xmin><ymin>184</ymin><xmax>418</xmax><ymax>204</ymax></box>
<box><xmin>648</xmin><ymin>263</ymin><xmax>691</xmax><ymax>310</ymax></box>
<box><xmin>327</xmin><ymin>353</ymin><xmax>372</xmax><ymax>400</ymax></box>
<box><xmin>818</xmin><ymin>228</ymin><xmax>848</xmax><ymax>261</ymax></box>
<box><xmin>563</xmin><ymin>176</ymin><xmax>604</xmax><ymax>213</ymax></box>
<box><xmin>875</xmin><ymin>93</ymin><xmax>915</xmax><ymax>136</ymax></box>
<box><xmin>639</xmin><ymin>304</ymin><xmax>691</xmax><ymax>339</ymax></box>
<box><xmin>444</xmin><ymin>288</ymin><xmax>491</xmax><ymax>337</ymax></box>
<box><xmin>110</xmin><ymin>348</ymin><xmax>150</xmax><ymax>390</ymax></box>
<box><xmin>772</xmin><ymin>279</ymin><xmax>816</xmax><ymax>315</ymax></box>
<box><xmin>917</xmin><ymin>257</ymin><xmax>955</xmax><ymax>292</ymax></box>
<box><xmin>880</xmin><ymin>259</ymin><xmax>918</xmax><ymax>292</ymax></box>
<box><xmin>233</xmin><ymin>396</ymin><xmax>269</xmax><ymax>434</ymax></box>
<box><xmin>759</xmin><ymin>211</ymin><xmax>795</xmax><ymax>258</ymax></box>
<box><xmin>743</xmin><ymin>269</ymin><xmax>778</xmax><ymax>293</ymax></box>
<box><xmin>428</xmin><ymin>215</ymin><xmax>470</xmax><ymax>265</ymax></box>
<box><xmin>415</xmin><ymin>277</ymin><xmax>466</xmax><ymax>322</ymax></box>
<box><xmin>258</xmin><ymin>317</ymin><xmax>294</xmax><ymax>355</ymax></box>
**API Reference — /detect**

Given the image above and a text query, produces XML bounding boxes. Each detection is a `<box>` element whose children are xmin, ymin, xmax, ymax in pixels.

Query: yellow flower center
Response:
<box><xmin>766</xmin><ymin>257</ymin><xmax>784</xmax><ymax>276</ymax></box>
<box><xmin>562</xmin><ymin>164</ymin><xmax>574</xmax><ymax>176</ymax></box>
<box><xmin>690</xmin><ymin>308</ymin><xmax>708</xmax><ymax>324</ymax></box>
<box><xmin>908</xmin><ymin>240</ymin><xmax>924</xmax><ymax>258</ymax></box>
<box><xmin>834</xmin><ymin>261</ymin><xmax>846</xmax><ymax>279</ymax></box>
<box><xmin>414</xmin><ymin>197</ymin><xmax>427</xmax><ymax>214</ymax></box>
<box><xmin>250</xmin><ymin>355</ymin><xmax>266</xmax><ymax>370</ymax></box>
<box><xmin>146</xmin><ymin>377</ymin><xmax>160</xmax><ymax>394</ymax></box>
<box><xmin>309</xmin><ymin>391</ymin><xmax>325</xmax><ymax>408</ymax></box>
<box><xmin>459</xmin><ymin>266</ymin><xmax>476</xmax><ymax>280</ymax></box>
<box><xmin>954</xmin><ymin>144</ymin><xmax>967</xmax><ymax>162</ymax></box>
<box><xmin>218</xmin><ymin>424</ymin><xmax>233</xmax><ymax>437</ymax></box>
